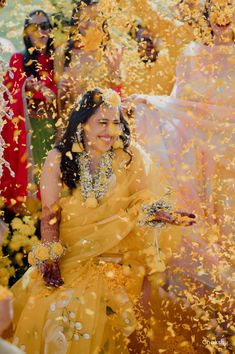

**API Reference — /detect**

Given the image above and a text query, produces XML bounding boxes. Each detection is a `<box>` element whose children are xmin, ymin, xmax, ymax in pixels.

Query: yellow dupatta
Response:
<box><xmin>59</xmin><ymin>144</ymin><xmax>176</xmax><ymax>269</ymax></box>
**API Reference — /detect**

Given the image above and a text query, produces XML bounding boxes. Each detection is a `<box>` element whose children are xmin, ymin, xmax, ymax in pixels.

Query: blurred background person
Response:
<box><xmin>56</xmin><ymin>0</ymin><xmax>123</xmax><ymax>127</ymax></box>
<box><xmin>1</xmin><ymin>9</ymin><xmax>58</xmax><ymax>217</ymax></box>
<box><xmin>0</xmin><ymin>46</ymin><xmax>23</xmax><ymax>346</ymax></box>
<box><xmin>121</xmin><ymin>20</ymin><xmax>176</xmax><ymax>96</ymax></box>
<box><xmin>127</xmin><ymin>0</ymin><xmax>235</xmax><ymax>239</ymax></box>
<box><xmin>119</xmin><ymin>0</ymin><xmax>194</xmax><ymax>97</ymax></box>
<box><xmin>123</xmin><ymin>1</ymin><xmax>235</xmax><ymax>351</ymax></box>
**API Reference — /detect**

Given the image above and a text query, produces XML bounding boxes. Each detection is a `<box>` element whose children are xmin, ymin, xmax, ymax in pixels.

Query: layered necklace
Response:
<box><xmin>77</xmin><ymin>150</ymin><xmax>114</xmax><ymax>208</ymax></box>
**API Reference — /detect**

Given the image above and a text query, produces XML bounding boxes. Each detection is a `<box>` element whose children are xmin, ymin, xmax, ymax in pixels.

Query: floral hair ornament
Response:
<box><xmin>93</xmin><ymin>89</ymin><xmax>121</xmax><ymax>108</ymax></box>
<box><xmin>101</xmin><ymin>88</ymin><xmax>121</xmax><ymax>108</ymax></box>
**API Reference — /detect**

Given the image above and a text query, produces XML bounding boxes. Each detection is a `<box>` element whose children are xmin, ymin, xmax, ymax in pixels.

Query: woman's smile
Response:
<box><xmin>97</xmin><ymin>135</ymin><xmax>116</xmax><ymax>146</ymax></box>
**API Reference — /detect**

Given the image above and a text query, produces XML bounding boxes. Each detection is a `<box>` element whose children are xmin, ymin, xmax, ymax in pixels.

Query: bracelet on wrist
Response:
<box><xmin>138</xmin><ymin>200</ymin><xmax>172</xmax><ymax>228</ymax></box>
<box><xmin>28</xmin><ymin>241</ymin><xmax>65</xmax><ymax>266</ymax></box>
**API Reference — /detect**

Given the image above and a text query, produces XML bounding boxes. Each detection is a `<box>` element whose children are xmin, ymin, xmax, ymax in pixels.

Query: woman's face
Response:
<box><xmin>78</xmin><ymin>4</ymin><xmax>100</xmax><ymax>36</ymax></box>
<box><xmin>71</xmin><ymin>4</ymin><xmax>105</xmax><ymax>49</ymax></box>
<box><xmin>208</xmin><ymin>0</ymin><xmax>234</xmax><ymax>38</ymax></box>
<box><xmin>0</xmin><ymin>0</ymin><xmax>6</xmax><ymax>9</ymax></box>
<box><xmin>25</xmin><ymin>13</ymin><xmax>50</xmax><ymax>51</ymax></box>
<box><xmin>83</xmin><ymin>104</ymin><xmax>122</xmax><ymax>154</ymax></box>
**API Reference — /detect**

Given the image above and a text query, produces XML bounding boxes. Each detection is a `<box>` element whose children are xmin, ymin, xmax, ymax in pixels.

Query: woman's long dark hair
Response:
<box><xmin>64</xmin><ymin>0</ymin><xmax>110</xmax><ymax>67</ymax></box>
<box><xmin>23</xmin><ymin>9</ymin><xmax>55</xmax><ymax>79</ymax></box>
<box><xmin>55</xmin><ymin>88</ymin><xmax>131</xmax><ymax>189</ymax></box>
<box><xmin>203</xmin><ymin>0</ymin><xmax>215</xmax><ymax>40</ymax></box>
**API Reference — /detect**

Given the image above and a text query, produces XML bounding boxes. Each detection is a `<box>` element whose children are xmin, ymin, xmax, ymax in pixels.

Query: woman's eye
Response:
<box><xmin>99</xmin><ymin>121</ymin><xmax>107</xmax><ymax>126</ymax></box>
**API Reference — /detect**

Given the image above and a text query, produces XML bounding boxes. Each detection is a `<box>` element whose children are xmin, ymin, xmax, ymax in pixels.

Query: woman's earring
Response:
<box><xmin>72</xmin><ymin>123</ymin><xmax>84</xmax><ymax>153</ymax></box>
<box><xmin>113</xmin><ymin>137</ymin><xmax>124</xmax><ymax>150</ymax></box>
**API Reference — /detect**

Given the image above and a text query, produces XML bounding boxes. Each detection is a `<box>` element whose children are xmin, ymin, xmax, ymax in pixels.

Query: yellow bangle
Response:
<box><xmin>138</xmin><ymin>200</ymin><xmax>172</xmax><ymax>228</ymax></box>
<box><xmin>28</xmin><ymin>241</ymin><xmax>64</xmax><ymax>266</ymax></box>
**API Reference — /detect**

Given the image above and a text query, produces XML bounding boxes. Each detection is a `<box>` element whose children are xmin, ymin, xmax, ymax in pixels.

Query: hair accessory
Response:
<box><xmin>75</xmin><ymin>89</ymin><xmax>121</xmax><ymax>111</ymax></box>
<box><xmin>102</xmin><ymin>89</ymin><xmax>121</xmax><ymax>108</ymax></box>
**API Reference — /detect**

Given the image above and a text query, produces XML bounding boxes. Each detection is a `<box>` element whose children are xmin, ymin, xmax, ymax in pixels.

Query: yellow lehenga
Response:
<box><xmin>11</xmin><ymin>145</ymin><xmax>178</xmax><ymax>354</ymax></box>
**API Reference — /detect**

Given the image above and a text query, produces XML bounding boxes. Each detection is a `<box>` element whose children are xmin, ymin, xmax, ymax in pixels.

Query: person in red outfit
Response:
<box><xmin>1</xmin><ymin>9</ymin><xmax>57</xmax><ymax>215</ymax></box>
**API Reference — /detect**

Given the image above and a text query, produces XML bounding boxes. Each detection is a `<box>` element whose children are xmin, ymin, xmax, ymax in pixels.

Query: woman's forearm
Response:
<box><xmin>41</xmin><ymin>206</ymin><xmax>61</xmax><ymax>243</ymax></box>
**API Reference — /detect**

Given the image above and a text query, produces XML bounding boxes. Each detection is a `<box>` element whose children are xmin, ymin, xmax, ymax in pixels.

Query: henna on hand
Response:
<box><xmin>41</xmin><ymin>206</ymin><xmax>61</xmax><ymax>243</ymax></box>
<box><xmin>40</xmin><ymin>207</ymin><xmax>64</xmax><ymax>287</ymax></box>
<box><xmin>41</xmin><ymin>261</ymin><xmax>64</xmax><ymax>288</ymax></box>
<box><xmin>174</xmin><ymin>211</ymin><xmax>196</xmax><ymax>226</ymax></box>
<box><xmin>155</xmin><ymin>209</ymin><xmax>196</xmax><ymax>226</ymax></box>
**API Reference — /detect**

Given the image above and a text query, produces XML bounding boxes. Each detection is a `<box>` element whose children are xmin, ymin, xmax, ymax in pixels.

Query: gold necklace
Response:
<box><xmin>78</xmin><ymin>150</ymin><xmax>114</xmax><ymax>208</ymax></box>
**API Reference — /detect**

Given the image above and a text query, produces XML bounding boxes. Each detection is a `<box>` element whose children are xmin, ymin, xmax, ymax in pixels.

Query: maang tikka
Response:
<box><xmin>72</xmin><ymin>123</ymin><xmax>84</xmax><ymax>153</ymax></box>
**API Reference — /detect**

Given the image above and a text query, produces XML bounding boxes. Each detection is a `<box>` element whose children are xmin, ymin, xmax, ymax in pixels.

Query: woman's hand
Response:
<box><xmin>7</xmin><ymin>203</ymin><xmax>30</xmax><ymax>217</ymax></box>
<box><xmin>41</xmin><ymin>260</ymin><xmax>64</xmax><ymax>288</ymax></box>
<box><xmin>25</xmin><ymin>75</ymin><xmax>43</xmax><ymax>93</ymax></box>
<box><xmin>154</xmin><ymin>209</ymin><xmax>196</xmax><ymax>226</ymax></box>
<box><xmin>26</xmin><ymin>77</ymin><xmax>55</xmax><ymax>103</ymax></box>
<box><xmin>41</xmin><ymin>86</ymin><xmax>56</xmax><ymax>103</ymax></box>
<box><xmin>58</xmin><ymin>69</ymin><xmax>73</xmax><ymax>93</ymax></box>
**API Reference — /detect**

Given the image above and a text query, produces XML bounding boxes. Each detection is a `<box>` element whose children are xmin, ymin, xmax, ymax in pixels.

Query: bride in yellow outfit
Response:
<box><xmin>11</xmin><ymin>88</ymin><xmax>195</xmax><ymax>354</ymax></box>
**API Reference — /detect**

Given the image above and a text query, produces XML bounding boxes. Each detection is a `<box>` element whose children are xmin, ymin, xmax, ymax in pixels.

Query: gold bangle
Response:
<box><xmin>138</xmin><ymin>200</ymin><xmax>172</xmax><ymax>228</ymax></box>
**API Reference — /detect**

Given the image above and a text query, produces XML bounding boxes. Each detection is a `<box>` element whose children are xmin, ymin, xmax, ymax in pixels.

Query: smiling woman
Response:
<box><xmin>9</xmin><ymin>88</ymin><xmax>195</xmax><ymax>354</ymax></box>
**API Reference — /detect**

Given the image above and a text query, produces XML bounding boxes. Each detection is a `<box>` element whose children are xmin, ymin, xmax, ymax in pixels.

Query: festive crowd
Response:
<box><xmin>0</xmin><ymin>0</ymin><xmax>234</xmax><ymax>353</ymax></box>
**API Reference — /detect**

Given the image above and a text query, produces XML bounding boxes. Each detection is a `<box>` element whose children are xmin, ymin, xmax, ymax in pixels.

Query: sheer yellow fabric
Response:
<box><xmin>11</xmin><ymin>144</ymin><xmax>179</xmax><ymax>354</ymax></box>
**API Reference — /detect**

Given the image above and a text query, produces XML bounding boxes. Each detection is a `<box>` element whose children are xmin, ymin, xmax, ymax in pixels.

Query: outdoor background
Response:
<box><xmin>0</xmin><ymin>0</ymin><xmax>174</xmax><ymax>61</ymax></box>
